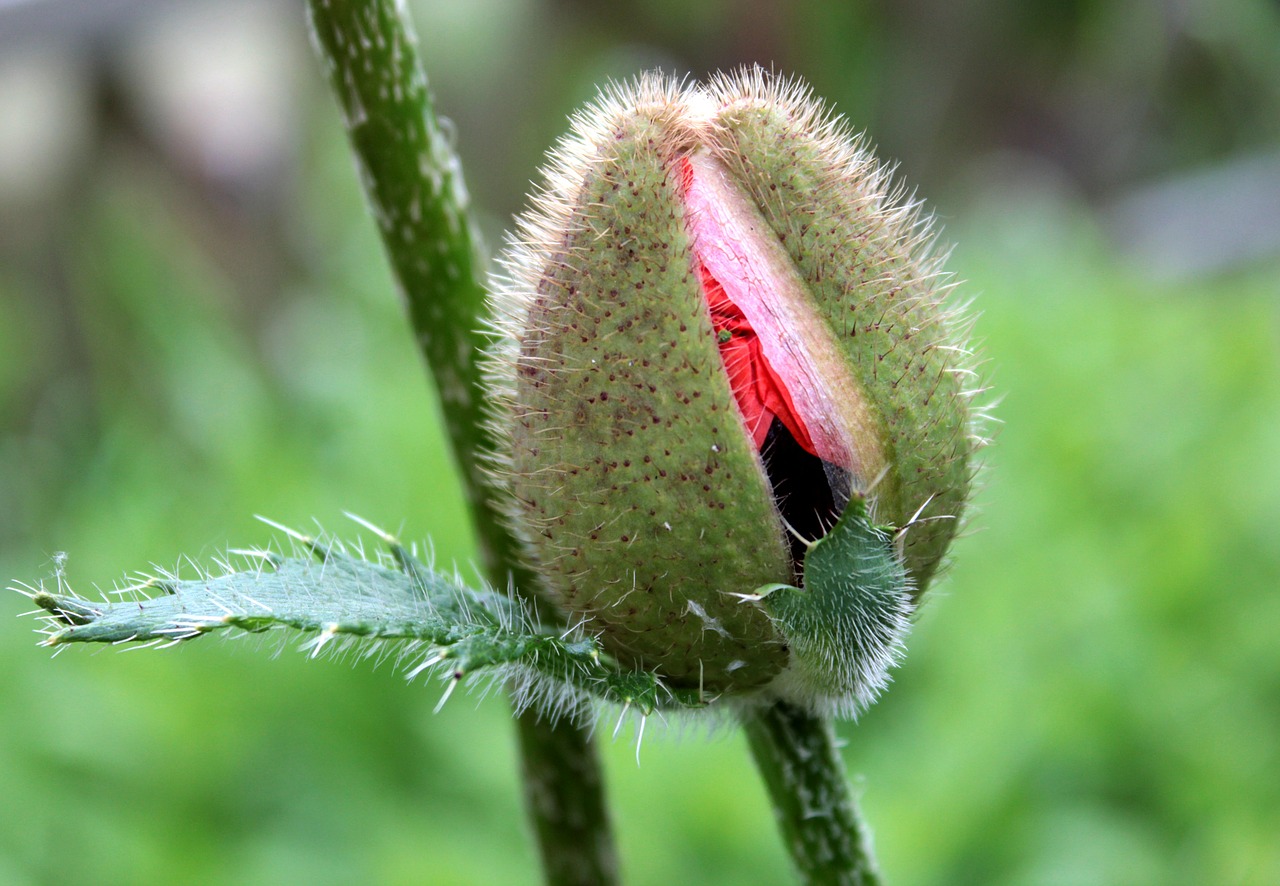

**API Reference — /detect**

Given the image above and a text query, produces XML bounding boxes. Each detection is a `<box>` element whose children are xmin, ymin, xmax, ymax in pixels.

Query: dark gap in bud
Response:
<box><xmin>760</xmin><ymin>417</ymin><xmax>839</xmax><ymax>578</ymax></box>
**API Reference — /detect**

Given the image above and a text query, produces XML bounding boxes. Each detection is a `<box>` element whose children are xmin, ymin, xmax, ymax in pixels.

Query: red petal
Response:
<box><xmin>699</xmin><ymin>260</ymin><xmax>817</xmax><ymax>455</ymax></box>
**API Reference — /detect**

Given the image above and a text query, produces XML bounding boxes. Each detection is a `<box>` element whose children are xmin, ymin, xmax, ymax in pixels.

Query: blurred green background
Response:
<box><xmin>2</xmin><ymin>1</ymin><xmax>1278</xmax><ymax>884</ymax></box>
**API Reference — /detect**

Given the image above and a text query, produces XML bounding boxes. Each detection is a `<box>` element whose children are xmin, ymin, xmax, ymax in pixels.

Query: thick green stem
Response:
<box><xmin>305</xmin><ymin>3</ymin><xmax>615</xmax><ymax>883</ymax></box>
<box><xmin>743</xmin><ymin>701</ymin><xmax>882</xmax><ymax>886</ymax></box>
<box><xmin>304</xmin><ymin>0</ymin><xmax>509</xmax><ymax>577</ymax></box>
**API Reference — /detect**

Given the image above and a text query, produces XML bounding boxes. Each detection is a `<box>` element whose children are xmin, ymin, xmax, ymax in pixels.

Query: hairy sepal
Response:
<box><xmin>489</xmin><ymin>76</ymin><xmax>794</xmax><ymax>694</ymax></box>
<box><xmin>760</xmin><ymin>496</ymin><xmax>914</xmax><ymax>717</ymax></box>
<box><xmin>489</xmin><ymin>66</ymin><xmax>985</xmax><ymax>709</ymax></box>
<box><xmin>704</xmin><ymin>68</ymin><xmax>984</xmax><ymax>591</ymax></box>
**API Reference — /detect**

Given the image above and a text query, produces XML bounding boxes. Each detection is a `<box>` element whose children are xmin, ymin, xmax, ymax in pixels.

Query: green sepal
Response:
<box><xmin>500</xmin><ymin>90</ymin><xmax>794</xmax><ymax>695</ymax></box>
<box><xmin>760</xmin><ymin>497</ymin><xmax>913</xmax><ymax>715</ymax></box>
<box><xmin>709</xmin><ymin>80</ymin><xmax>976</xmax><ymax>595</ymax></box>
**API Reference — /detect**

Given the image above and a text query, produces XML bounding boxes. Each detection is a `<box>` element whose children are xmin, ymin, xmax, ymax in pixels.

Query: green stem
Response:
<box><xmin>518</xmin><ymin>714</ymin><xmax>619</xmax><ymax>886</ymax></box>
<box><xmin>305</xmin><ymin>3</ymin><xmax>616</xmax><ymax>883</ymax></box>
<box><xmin>743</xmin><ymin>701</ymin><xmax>882</xmax><ymax>886</ymax></box>
<box><xmin>304</xmin><ymin>0</ymin><xmax>506</xmax><ymax>577</ymax></box>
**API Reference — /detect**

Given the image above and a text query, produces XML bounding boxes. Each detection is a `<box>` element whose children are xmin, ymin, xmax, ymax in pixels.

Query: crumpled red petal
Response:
<box><xmin>700</xmin><ymin>261</ymin><xmax>817</xmax><ymax>455</ymax></box>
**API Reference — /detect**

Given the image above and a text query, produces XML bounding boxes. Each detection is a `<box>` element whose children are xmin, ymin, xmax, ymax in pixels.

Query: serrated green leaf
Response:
<box><xmin>17</xmin><ymin>533</ymin><xmax>704</xmax><ymax>715</ymax></box>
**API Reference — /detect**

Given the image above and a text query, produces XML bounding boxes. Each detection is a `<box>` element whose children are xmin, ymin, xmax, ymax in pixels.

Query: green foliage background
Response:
<box><xmin>2</xmin><ymin>1</ymin><xmax>1278</xmax><ymax>883</ymax></box>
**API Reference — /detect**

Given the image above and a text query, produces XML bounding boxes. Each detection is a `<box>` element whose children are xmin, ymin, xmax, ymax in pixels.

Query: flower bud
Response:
<box><xmin>490</xmin><ymin>69</ymin><xmax>981</xmax><ymax>712</ymax></box>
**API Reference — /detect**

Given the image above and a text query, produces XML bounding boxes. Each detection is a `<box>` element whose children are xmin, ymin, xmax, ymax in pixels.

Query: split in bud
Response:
<box><xmin>489</xmin><ymin>68</ymin><xmax>984</xmax><ymax>716</ymax></box>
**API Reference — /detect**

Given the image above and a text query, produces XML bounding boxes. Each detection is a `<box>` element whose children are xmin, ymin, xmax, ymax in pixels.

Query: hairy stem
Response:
<box><xmin>305</xmin><ymin>3</ymin><xmax>615</xmax><ymax>883</ymax></box>
<box><xmin>305</xmin><ymin>0</ymin><xmax>503</xmax><ymax>574</ymax></box>
<box><xmin>743</xmin><ymin>701</ymin><xmax>882</xmax><ymax>886</ymax></box>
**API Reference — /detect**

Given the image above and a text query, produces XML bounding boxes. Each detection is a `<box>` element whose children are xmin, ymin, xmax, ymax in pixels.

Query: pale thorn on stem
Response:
<box><xmin>406</xmin><ymin>650</ymin><xmax>446</xmax><ymax>682</ymax></box>
<box><xmin>613</xmin><ymin>700</ymin><xmax>632</xmax><ymax>740</ymax></box>
<box><xmin>344</xmin><ymin>511</ymin><xmax>398</xmax><ymax>545</ymax></box>
<box><xmin>778</xmin><ymin>516</ymin><xmax>818</xmax><ymax>552</ymax></box>
<box><xmin>434</xmin><ymin>674</ymin><xmax>461</xmax><ymax>714</ymax></box>
<box><xmin>893</xmin><ymin>493</ymin><xmax>958</xmax><ymax>549</ymax></box>
<box><xmin>229</xmin><ymin>549</ymin><xmax>285</xmax><ymax>571</ymax></box>
<box><xmin>727</xmin><ymin>583</ymin><xmax>794</xmax><ymax>604</ymax></box>
<box><xmin>255</xmin><ymin>515</ymin><xmax>313</xmax><ymax>545</ymax></box>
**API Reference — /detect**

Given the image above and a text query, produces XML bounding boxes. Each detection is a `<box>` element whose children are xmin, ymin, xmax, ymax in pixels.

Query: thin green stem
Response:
<box><xmin>305</xmin><ymin>3</ymin><xmax>616</xmax><ymax>883</ymax></box>
<box><xmin>743</xmin><ymin>701</ymin><xmax>882</xmax><ymax>886</ymax></box>
<box><xmin>518</xmin><ymin>714</ymin><xmax>618</xmax><ymax>886</ymax></box>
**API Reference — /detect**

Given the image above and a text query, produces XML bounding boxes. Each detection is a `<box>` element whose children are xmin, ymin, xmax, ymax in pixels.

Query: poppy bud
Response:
<box><xmin>489</xmin><ymin>69</ymin><xmax>980</xmax><ymax>712</ymax></box>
